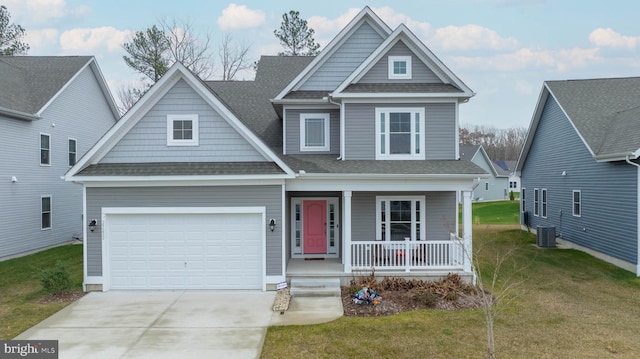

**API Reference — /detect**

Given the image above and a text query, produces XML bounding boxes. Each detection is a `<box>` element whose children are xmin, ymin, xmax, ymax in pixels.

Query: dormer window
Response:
<box><xmin>167</xmin><ymin>114</ymin><xmax>199</xmax><ymax>146</ymax></box>
<box><xmin>388</xmin><ymin>56</ymin><xmax>412</xmax><ymax>79</ymax></box>
<box><xmin>300</xmin><ymin>113</ymin><xmax>330</xmax><ymax>151</ymax></box>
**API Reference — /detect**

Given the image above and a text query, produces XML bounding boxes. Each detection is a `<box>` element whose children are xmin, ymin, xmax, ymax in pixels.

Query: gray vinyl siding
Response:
<box><xmin>101</xmin><ymin>79</ymin><xmax>266</xmax><ymax>163</ymax></box>
<box><xmin>300</xmin><ymin>22</ymin><xmax>385</xmax><ymax>91</ymax></box>
<box><xmin>351</xmin><ymin>191</ymin><xmax>456</xmax><ymax>242</ymax></box>
<box><xmin>359</xmin><ymin>40</ymin><xmax>442</xmax><ymax>83</ymax></box>
<box><xmin>85</xmin><ymin>185</ymin><xmax>282</xmax><ymax>276</ymax></box>
<box><xmin>521</xmin><ymin>95</ymin><xmax>638</xmax><ymax>264</ymax></box>
<box><xmin>344</xmin><ymin>102</ymin><xmax>456</xmax><ymax>160</ymax></box>
<box><xmin>472</xmin><ymin>154</ymin><xmax>509</xmax><ymax>201</ymax></box>
<box><xmin>284</xmin><ymin>108</ymin><xmax>340</xmax><ymax>154</ymax></box>
<box><xmin>0</xmin><ymin>66</ymin><xmax>116</xmax><ymax>259</ymax></box>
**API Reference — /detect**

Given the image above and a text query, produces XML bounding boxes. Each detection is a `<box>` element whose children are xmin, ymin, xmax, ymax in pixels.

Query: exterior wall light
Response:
<box><xmin>269</xmin><ymin>218</ymin><xmax>276</xmax><ymax>232</ymax></box>
<box><xmin>88</xmin><ymin>219</ymin><xmax>97</xmax><ymax>232</ymax></box>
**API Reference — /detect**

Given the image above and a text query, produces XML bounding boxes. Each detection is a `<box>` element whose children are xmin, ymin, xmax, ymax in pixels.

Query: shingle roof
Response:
<box><xmin>77</xmin><ymin>162</ymin><xmax>285</xmax><ymax>176</ymax></box>
<box><xmin>343</xmin><ymin>83</ymin><xmax>463</xmax><ymax>94</ymax></box>
<box><xmin>282</xmin><ymin>154</ymin><xmax>486</xmax><ymax>175</ymax></box>
<box><xmin>0</xmin><ymin>56</ymin><xmax>92</xmax><ymax>115</ymax></box>
<box><xmin>545</xmin><ymin>77</ymin><xmax>640</xmax><ymax>157</ymax></box>
<box><xmin>459</xmin><ymin>145</ymin><xmax>480</xmax><ymax>161</ymax></box>
<box><xmin>205</xmin><ymin>56</ymin><xmax>314</xmax><ymax>150</ymax></box>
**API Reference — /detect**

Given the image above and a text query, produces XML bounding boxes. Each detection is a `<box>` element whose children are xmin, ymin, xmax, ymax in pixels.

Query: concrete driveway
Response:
<box><xmin>15</xmin><ymin>291</ymin><xmax>277</xmax><ymax>359</ymax></box>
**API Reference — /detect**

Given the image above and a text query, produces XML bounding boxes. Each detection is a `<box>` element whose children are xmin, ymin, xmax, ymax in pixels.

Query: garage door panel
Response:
<box><xmin>108</xmin><ymin>212</ymin><xmax>263</xmax><ymax>290</ymax></box>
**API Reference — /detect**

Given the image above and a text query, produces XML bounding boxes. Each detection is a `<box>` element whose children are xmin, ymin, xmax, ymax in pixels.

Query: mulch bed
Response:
<box><xmin>341</xmin><ymin>274</ymin><xmax>485</xmax><ymax>317</ymax></box>
<box><xmin>37</xmin><ymin>292</ymin><xmax>87</xmax><ymax>304</ymax></box>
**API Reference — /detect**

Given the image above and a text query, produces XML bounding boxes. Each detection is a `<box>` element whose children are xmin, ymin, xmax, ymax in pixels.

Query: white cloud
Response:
<box><xmin>589</xmin><ymin>28</ymin><xmax>640</xmax><ymax>50</ymax></box>
<box><xmin>452</xmin><ymin>47</ymin><xmax>601</xmax><ymax>72</ymax></box>
<box><xmin>3</xmin><ymin>0</ymin><xmax>89</xmax><ymax>25</ymax></box>
<box><xmin>59</xmin><ymin>27</ymin><xmax>132</xmax><ymax>53</ymax></box>
<box><xmin>24</xmin><ymin>28</ymin><xmax>59</xmax><ymax>49</ymax></box>
<box><xmin>217</xmin><ymin>4</ymin><xmax>265</xmax><ymax>30</ymax></box>
<box><xmin>430</xmin><ymin>24</ymin><xmax>519</xmax><ymax>51</ymax></box>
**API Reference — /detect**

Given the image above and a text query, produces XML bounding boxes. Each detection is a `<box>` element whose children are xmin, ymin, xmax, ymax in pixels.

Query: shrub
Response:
<box><xmin>413</xmin><ymin>288</ymin><xmax>439</xmax><ymax>307</ymax></box>
<box><xmin>38</xmin><ymin>261</ymin><xmax>72</xmax><ymax>295</ymax></box>
<box><xmin>509</xmin><ymin>191</ymin><xmax>515</xmax><ymax>201</ymax></box>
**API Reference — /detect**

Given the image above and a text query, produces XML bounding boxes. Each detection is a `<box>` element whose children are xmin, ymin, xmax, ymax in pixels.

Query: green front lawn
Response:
<box><xmin>460</xmin><ymin>200</ymin><xmax>521</xmax><ymax>225</ymax></box>
<box><xmin>262</xmin><ymin>226</ymin><xmax>640</xmax><ymax>358</ymax></box>
<box><xmin>0</xmin><ymin>244</ymin><xmax>83</xmax><ymax>339</ymax></box>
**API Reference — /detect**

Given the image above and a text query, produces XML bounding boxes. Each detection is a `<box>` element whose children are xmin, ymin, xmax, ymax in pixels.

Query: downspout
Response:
<box><xmin>325</xmin><ymin>96</ymin><xmax>343</xmax><ymax>160</ymax></box>
<box><xmin>625</xmin><ymin>155</ymin><xmax>640</xmax><ymax>276</ymax></box>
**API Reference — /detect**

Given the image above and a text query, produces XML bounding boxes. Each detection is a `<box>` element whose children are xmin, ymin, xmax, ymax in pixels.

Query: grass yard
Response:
<box><xmin>261</xmin><ymin>225</ymin><xmax>640</xmax><ymax>358</ymax></box>
<box><xmin>462</xmin><ymin>200</ymin><xmax>521</xmax><ymax>225</ymax></box>
<box><xmin>0</xmin><ymin>244</ymin><xmax>83</xmax><ymax>339</ymax></box>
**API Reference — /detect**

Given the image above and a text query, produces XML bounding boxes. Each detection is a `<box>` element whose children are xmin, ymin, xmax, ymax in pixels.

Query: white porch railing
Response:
<box><xmin>350</xmin><ymin>235</ymin><xmax>466</xmax><ymax>272</ymax></box>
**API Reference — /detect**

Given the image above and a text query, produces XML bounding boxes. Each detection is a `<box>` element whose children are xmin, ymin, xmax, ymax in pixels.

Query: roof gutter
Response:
<box><xmin>0</xmin><ymin>106</ymin><xmax>40</xmax><ymax>121</ymax></box>
<box><xmin>595</xmin><ymin>152</ymin><xmax>639</xmax><ymax>162</ymax></box>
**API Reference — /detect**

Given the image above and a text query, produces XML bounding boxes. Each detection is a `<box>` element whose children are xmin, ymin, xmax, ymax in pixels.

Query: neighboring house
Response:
<box><xmin>65</xmin><ymin>7</ymin><xmax>487</xmax><ymax>291</ymax></box>
<box><xmin>459</xmin><ymin>145</ymin><xmax>508</xmax><ymax>201</ymax></box>
<box><xmin>517</xmin><ymin>77</ymin><xmax>640</xmax><ymax>276</ymax></box>
<box><xmin>494</xmin><ymin>160</ymin><xmax>520</xmax><ymax>193</ymax></box>
<box><xmin>0</xmin><ymin>56</ymin><xmax>119</xmax><ymax>259</ymax></box>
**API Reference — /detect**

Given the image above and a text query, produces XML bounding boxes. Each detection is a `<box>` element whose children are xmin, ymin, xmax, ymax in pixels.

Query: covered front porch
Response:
<box><xmin>284</xmin><ymin>181</ymin><xmax>476</xmax><ymax>282</ymax></box>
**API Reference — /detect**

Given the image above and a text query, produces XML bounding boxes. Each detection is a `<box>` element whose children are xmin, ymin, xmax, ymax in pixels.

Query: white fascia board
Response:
<box><xmin>80</xmin><ymin>177</ymin><xmax>288</xmax><ymax>188</ymax></box>
<box><xmin>285</xmin><ymin>175</ymin><xmax>484</xmax><ymax>192</ymax></box>
<box><xmin>274</xmin><ymin>7</ymin><xmax>392</xmax><ymax>101</ymax></box>
<box><xmin>516</xmin><ymin>85</ymin><xmax>549</xmax><ymax>173</ymax></box>
<box><xmin>547</xmin><ymin>84</ymin><xmax>596</xmax><ymax>158</ymax></box>
<box><xmin>334</xmin><ymin>93</ymin><xmax>470</xmax><ymax>99</ymax></box>
<box><xmin>271</xmin><ymin>98</ymin><xmax>329</xmax><ymax>105</ymax></box>
<box><xmin>88</xmin><ymin>59</ymin><xmax>121</xmax><ymax>119</ymax></box>
<box><xmin>73</xmin><ymin>174</ymin><xmax>292</xmax><ymax>185</ymax></box>
<box><xmin>341</xmin><ymin>97</ymin><xmax>459</xmax><ymax>104</ymax></box>
<box><xmin>0</xmin><ymin>106</ymin><xmax>39</xmax><ymax>121</ymax></box>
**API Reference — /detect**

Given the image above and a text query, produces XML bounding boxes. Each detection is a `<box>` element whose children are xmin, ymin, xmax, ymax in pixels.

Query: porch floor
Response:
<box><xmin>285</xmin><ymin>258</ymin><xmax>473</xmax><ymax>285</ymax></box>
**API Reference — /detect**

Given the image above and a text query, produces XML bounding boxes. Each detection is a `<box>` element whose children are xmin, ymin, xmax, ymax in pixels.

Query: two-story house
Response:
<box><xmin>0</xmin><ymin>56</ymin><xmax>118</xmax><ymax>259</ymax></box>
<box><xmin>460</xmin><ymin>144</ymin><xmax>509</xmax><ymax>201</ymax></box>
<box><xmin>65</xmin><ymin>7</ymin><xmax>486</xmax><ymax>291</ymax></box>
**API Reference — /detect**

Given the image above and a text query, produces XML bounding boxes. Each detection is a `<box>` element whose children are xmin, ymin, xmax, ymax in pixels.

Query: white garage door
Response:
<box><xmin>106</xmin><ymin>211</ymin><xmax>263</xmax><ymax>290</ymax></box>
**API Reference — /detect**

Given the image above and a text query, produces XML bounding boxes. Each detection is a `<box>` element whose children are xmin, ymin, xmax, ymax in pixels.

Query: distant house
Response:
<box><xmin>460</xmin><ymin>144</ymin><xmax>508</xmax><ymax>201</ymax></box>
<box><xmin>494</xmin><ymin>160</ymin><xmax>520</xmax><ymax>192</ymax></box>
<box><xmin>517</xmin><ymin>77</ymin><xmax>640</xmax><ymax>275</ymax></box>
<box><xmin>0</xmin><ymin>56</ymin><xmax>118</xmax><ymax>259</ymax></box>
<box><xmin>65</xmin><ymin>7</ymin><xmax>487</xmax><ymax>291</ymax></box>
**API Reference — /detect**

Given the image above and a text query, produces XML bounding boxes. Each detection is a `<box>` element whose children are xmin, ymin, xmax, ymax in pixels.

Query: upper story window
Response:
<box><xmin>40</xmin><ymin>133</ymin><xmax>51</xmax><ymax>166</ymax></box>
<box><xmin>300</xmin><ymin>113</ymin><xmax>330</xmax><ymax>151</ymax></box>
<box><xmin>375</xmin><ymin>108</ymin><xmax>425</xmax><ymax>160</ymax></box>
<box><xmin>68</xmin><ymin>138</ymin><xmax>77</xmax><ymax>167</ymax></box>
<box><xmin>388</xmin><ymin>56</ymin><xmax>412</xmax><ymax>79</ymax></box>
<box><xmin>167</xmin><ymin>114</ymin><xmax>199</xmax><ymax>146</ymax></box>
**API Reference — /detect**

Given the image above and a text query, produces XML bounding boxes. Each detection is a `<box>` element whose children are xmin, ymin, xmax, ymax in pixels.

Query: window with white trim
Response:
<box><xmin>68</xmin><ymin>138</ymin><xmax>77</xmax><ymax>167</ymax></box>
<box><xmin>376</xmin><ymin>196</ymin><xmax>425</xmax><ymax>241</ymax></box>
<box><xmin>300</xmin><ymin>113</ymin><xmax>330</xmax><ymax>151</ymax></box>
<box><xmin>41</xmin><ymin>196</ymin><xmax>51</xmax><ymax>230</ymax></box>
<box><xmin>541</xmin><ymin>188</ymin><xmax>547</xmax><ymax>218</ymax></box>
<box><xmin>167</xmin><ymin>114</ymin><xmax>199</xmax><ymax>146</ymax></box>
<box><xmin>375</xmin><ymin>108</ymin><xmax>425</xmax><ymax>160</ymax></box>
<box><xmin>534</xmin><ymin>188</ymin><xmax>539</xmax><ymax>216</ymax></box>
<box><xmin>40</xmin><ymin>133</ymin><xmax>50</xmax><ymax>165</ymax></box>
<box><xmin>573</xmin><ymin>190</ymin><xmax>581</xmax><ymax>217</ymax></box>
<box><xmin>388</xmin><ymin>56</ymin><xmax>412</xmax><ymax>79</ymax></box>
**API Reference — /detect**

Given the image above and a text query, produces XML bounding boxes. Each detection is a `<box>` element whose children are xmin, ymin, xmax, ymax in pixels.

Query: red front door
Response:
<box><xmin>303</xmin><ymin>200</ymin><xmax>327</xmax><ymax>254</ymax></box>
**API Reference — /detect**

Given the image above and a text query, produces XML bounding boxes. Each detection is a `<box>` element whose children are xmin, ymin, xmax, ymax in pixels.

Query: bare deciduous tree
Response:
<box><xmin>160</xmin><ymin>18</ymin><xmax>214</xmax><ymax>80</ymax></box>
<box><xmin>460</xmin><ymin>125</ymin><xmax>527</xmax><ymax>161</ymax></box>
<box><xmin>218</xmin><ymin>32</ymin><xmax>251</xmax><ymax>80</ymax></box>
<box><xmin>116</xmin><ymin>84</ymin><xmax>146</xmax><ymax>115</ymax></box>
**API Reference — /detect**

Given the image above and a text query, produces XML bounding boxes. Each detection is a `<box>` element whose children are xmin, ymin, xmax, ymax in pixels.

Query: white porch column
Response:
<box><xmin>462</xmin><ymin>190</ymin><xmax>473</xmax><ymax>273</ymax></box>
<box><xmin>343</xmin><ymin>190</ymin><xmax>352</xmax><ymax>272</ymax></box>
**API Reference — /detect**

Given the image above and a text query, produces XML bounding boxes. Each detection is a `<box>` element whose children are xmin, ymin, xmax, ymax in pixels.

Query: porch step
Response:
<box><xmin>290</xmin><ymin>277</ymin><xmax>342</xmax><ymax>297</ymax></box>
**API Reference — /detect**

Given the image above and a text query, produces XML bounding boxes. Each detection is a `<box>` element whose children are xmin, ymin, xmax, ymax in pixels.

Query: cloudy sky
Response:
<box><xmin>5</xmin><ymin>0</ymin><xmax>640</xmax><ymax>128</ymax></box>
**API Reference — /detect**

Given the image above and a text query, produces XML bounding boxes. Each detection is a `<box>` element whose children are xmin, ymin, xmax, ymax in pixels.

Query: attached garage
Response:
<box><xmin>102</xmin><ymin>207</ymin><xmax>265</xmax><ymax>290</ymax></box>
